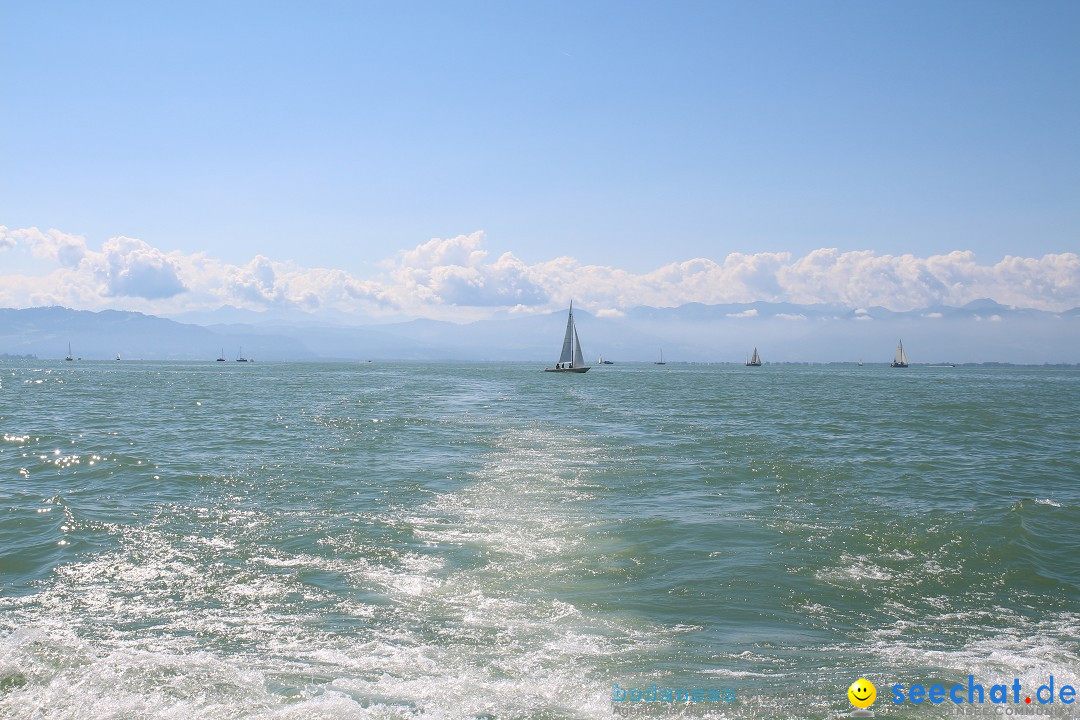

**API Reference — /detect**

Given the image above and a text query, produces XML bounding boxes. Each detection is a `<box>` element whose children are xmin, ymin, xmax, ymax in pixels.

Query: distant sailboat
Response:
<box><xmin>115</xmin><ymin>352</ymin><xmax>121</xmax><ymax>361</ymax></box>
<box><xmin>858</xmin><ymin>358</ymin><xmax>864</xmax><ymax>366</ymax></box>
<box><xmin>890</xmin><ymin>340</ymin><xmax>909</xmax><ymax>368</ymax></box>
<box><xmin>65</xmin><ymin>343</ymin><xmax>73</xmax><ymax>362</ymax></box>
<box><xmin>746</xmin><ymin>347</ymin><xmax>762</xmax><ymax>367</ymax></box>
<box><xmin>654</xmin><ymin>348</ymin><xmax>666</xmax><ymax>365</ymax></box>
<box><xmin>216</xmin><ymin>348</ymin><xmax>226</xmax><ymax>362</ymax></box>
<box><xmin>598</xmin><ymin>355</ymin><xmax>614</xmax><ymax>365</ymax></box>
<box><xmin>544</xmin><ymin>302</ymin><xmax>590</xmax><ymax>373</ymax></box>
<box><xmin>236</xmin><ymin>347</ymin><xmax>249</xmax><ymax>363</ymax></box>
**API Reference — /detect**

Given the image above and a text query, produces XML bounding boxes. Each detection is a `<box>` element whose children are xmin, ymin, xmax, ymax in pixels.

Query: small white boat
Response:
<box><xmin>115</xmin><ymin>352</ymin><xmax>121</xmax><ymax>361</ymax></box>
<box><xmin>64</xmin><ymin>343</ymin><xmax>73</xmax><ymax>362</ymax></box>
<box><xmin>890</xmin><ymin>340</ymin><xmax>909</xmax><ymax>368</ymax></box>
<box><xmin>544</xmin><ymin>302</ymin><xmax>590</xmax><ymax>373</ymax></box>
<box><xmin>745</xmin><ymin>347</ymin><xmax>762</xmax><ymax>366</ymax></box>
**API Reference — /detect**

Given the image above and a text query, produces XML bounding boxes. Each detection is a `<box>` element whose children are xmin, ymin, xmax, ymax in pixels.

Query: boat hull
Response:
<box><xmin>890</xmin><ymin>362</ymin><xmax>908</xmax><ymax>368</ymax></box>
<box><xmin>544</xmin><ymin>366</ymin><xmax>590</xmax><ymax>373</ymax></box>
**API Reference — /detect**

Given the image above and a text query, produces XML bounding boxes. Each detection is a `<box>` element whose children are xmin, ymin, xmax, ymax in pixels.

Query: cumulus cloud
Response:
<box><xmin>385</xmin><ymin>233</ymin><xmax>548</xmax><ymax>307</ymax></box>
<box><xmin>2</xmin><ymin>226</ymin><xmax>88</xmax><ymax>266</ymax></box>
<box><xmin>727</xmin><ymin>308</ymin><xmax>759</xmax><ymax>318</ymax></box>
<box><xmin>1</xmin><ymin>226</ymin><xmax>1078</xmax><ymax>319</ymax></box>
<box><xmin>97</xmin><ymin>236</ymin><xmax>187</xmax><ymax>299</ymax></box>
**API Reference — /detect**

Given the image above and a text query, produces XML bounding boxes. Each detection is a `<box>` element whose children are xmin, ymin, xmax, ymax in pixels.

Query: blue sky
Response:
<box><xmin>1</xmin><ymin>1</ymin><xmax>1078</xmax><ymax>318</ymax></box>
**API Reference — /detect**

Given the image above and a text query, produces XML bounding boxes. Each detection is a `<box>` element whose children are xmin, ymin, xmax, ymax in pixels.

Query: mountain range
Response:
<box><xmin>1</xmin><ymin>300</ymin><xmax>1077</xmax><ymax>364</ymax></box>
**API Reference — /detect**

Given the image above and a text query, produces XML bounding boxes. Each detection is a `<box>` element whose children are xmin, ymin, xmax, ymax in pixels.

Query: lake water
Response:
<box><xmin>1</xmin><ymin>361</ymin><xmax>1077</xmax><ymax>718</ymax></box>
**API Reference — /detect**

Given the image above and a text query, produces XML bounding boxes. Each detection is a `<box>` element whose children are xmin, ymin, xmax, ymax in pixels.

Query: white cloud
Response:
<box><xmin>775</xmin><ymin>313</ymin><xmax>807</xmax><ymax>320</ymax></box>
<box><xmin>1</xmin><ymin>226</ymin><xmax>1078</xmax><ymax>319</ymax></box>
<box><xmin>595</xmin><ymin>308</ymin><xmax>625</xmax><ymax>318</ymax></box>
<box><xmin>922</xmin><ymin>312</ymin><xmax>944</xmax><ymax>319</ymax></box>
<box><xmin>385</xmin><ymin>233</ymin><xmax>548</xmax><ymax>308</ymax></box>
<box><xmin>2</xmin><ymin>226</ymin><xmax>88</xmax><ymax>266</ymax></box>
<box><xmin>0</xmin><ymin>226</ymin><xmax>15</xmax><ymax>251</ymax></box>
<box><xmin>726</xmin><ymin>308</ymin><xmax>759</xmax><ymax>318</ymax></box>
<box><xmin>97</xmin><ymin>236</ymin><xmax>187</xmax><ymax>299</ymax></box>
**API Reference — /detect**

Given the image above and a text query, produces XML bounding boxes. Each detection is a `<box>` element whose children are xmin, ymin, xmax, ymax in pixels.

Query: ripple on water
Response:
<box><xmin>0</xmin><ymin>362</ymin><xmax>1077</xmax><ymax>718</ymax></box>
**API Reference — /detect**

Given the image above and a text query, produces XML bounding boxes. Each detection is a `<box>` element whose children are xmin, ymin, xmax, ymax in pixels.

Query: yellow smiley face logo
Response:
<box><xmin>848</xmin><ymin>678</ymin><xmax>876</xmax><ymax>709</ymax></box>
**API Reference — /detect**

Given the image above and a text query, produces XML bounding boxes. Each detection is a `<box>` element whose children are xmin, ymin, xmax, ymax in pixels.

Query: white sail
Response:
<box><xmin>750</xmin><ymin>347</ymin><xmax>761</xmax><ymax>364</ymax></box>
<box><xmin>572</xmin><ymin>325</ymin><xmax>585</xmax><ymax>368</ymax></box>
<box><xmin>895</xmin><ymin>340</ymin><xmax>907</xmax><ymax>365</ymax></box>
<box><xmin>558</xmin><ymin>305</ymin><xmax>575</xmax><ymax>364</ymax></box>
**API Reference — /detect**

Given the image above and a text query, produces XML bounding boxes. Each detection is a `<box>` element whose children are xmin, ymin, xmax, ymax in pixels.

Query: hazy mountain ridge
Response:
<box><xmin>1</xmin><ymin>302</ymin><xmax>1076</xmax><ymax>364</ymax></box>
<box><xmin>0</xmin><ymin>307</ymin><xmax>318</xmax><ymax>361</ymax></box>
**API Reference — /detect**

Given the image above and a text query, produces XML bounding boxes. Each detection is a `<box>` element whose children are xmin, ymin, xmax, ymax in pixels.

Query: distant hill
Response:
<box><xmin>1</xmin><ymin>301</ymin><xmax>1076</xmax><ymax>364</ymax></box>
<box><xmin>0</xmin><ymin>307</ymin><xmax>317</xmax><ymax>361</ymax></box>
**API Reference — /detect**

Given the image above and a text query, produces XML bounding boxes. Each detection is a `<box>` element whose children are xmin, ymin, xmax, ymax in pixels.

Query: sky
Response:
<box><xmin>1</xmin><ymin>1</ymin><xmax>1078</xmax><ymax>321</ymax></box>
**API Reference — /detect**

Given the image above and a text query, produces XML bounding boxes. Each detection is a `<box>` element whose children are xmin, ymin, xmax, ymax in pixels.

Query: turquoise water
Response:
<box><xmin>1</xmin><ymin>361</ymin><xmax>1078</xmax><ymax>719</ymax></box>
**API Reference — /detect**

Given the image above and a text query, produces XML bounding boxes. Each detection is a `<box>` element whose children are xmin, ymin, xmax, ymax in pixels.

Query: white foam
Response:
<box><xmin>0</xmin><ymin>425</ymin><xmax>669</xmax><ymax>719</ymax></box>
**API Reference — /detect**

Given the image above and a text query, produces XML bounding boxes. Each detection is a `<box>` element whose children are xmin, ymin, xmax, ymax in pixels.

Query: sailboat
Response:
<box><xmin>746</xmin><ymin>347</ymin><xmax>762</xmax><ymax>366</ymax></box>
<box><xmin>115</xmin><ymin>352</ymin><xmax>121</xmax><ymax>361</ymax></box>
<box><xmin>890</xmin><ymin>339</ymin><xmax>909</xmax><ymax>368</ymax></box>
<box><xmin>654</xmin><ymin>348</ymin><xmax>665</xmax><ymax>365</ymax></box>
<box><xmin>216</xmin><ymin>348</ymin><xmax>226</xmax><ymax>362</ymax></box>
<box><xmin>544</xmin><ymin>302</ymin><xmax>590</xmax><ymax>373</ymax></box>
<box><xmin>598</xmin><ymin>355</ymin><xmax>614</xmax><ymax>365</ymax></box>
<box><xmin>236</xmin><ymin>347</ymin><xmax>249</xmax><ymax>363</ymax></box>
<box><xmin>64</xmin><ymin>343</ymin><xmax>73</xmax><ymax>362</ymax></box>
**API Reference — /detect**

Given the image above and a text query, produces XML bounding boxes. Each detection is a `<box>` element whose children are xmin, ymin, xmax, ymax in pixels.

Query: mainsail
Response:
<box><xmin>559</xmin><ymin>304</ymin><xmax>575</xmax><ymax>365</ymax></box>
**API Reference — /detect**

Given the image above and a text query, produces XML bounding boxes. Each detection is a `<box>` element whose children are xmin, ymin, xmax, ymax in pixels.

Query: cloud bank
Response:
<box><xmin>1</xmin><ymin>225</ymin><xmax>1078</xmax><ymax>319</ymax></box>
